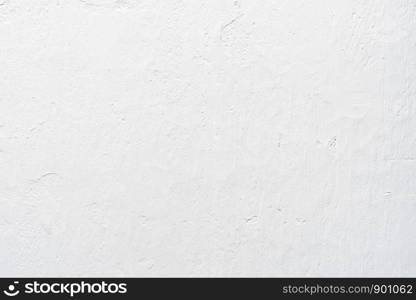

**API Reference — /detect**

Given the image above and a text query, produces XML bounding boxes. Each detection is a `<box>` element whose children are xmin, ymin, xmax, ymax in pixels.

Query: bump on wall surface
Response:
<box><xmin>0</xmin><ymin>0</ymin><xmax>415</xmax><ymax>276</ymax></box>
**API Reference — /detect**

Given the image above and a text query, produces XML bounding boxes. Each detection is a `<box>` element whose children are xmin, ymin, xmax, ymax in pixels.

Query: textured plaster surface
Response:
<box><xmin>0</xmin><ymin>0</ymin><xmax>415</xmax><ymax>277</ymax></box>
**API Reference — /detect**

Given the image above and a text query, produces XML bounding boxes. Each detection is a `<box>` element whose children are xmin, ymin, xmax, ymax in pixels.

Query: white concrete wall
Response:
<box><xmin>0</xmin><ymin>0</ymin><xmax>415</xmax><ymax>277</ymax></box>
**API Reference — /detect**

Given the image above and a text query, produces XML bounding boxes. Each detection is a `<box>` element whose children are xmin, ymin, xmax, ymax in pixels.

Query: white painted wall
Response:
<box><xmin>0</xmin><ymin>0</ymin><xmax>415</xmax><ymax>277</ymax></box>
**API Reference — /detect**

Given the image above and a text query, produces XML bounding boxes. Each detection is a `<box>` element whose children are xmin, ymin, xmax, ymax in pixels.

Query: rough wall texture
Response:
<box><xmin>0</xmin><ymin>0</ymin><xmax>415</xmax><ymax>277</ymax></box>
